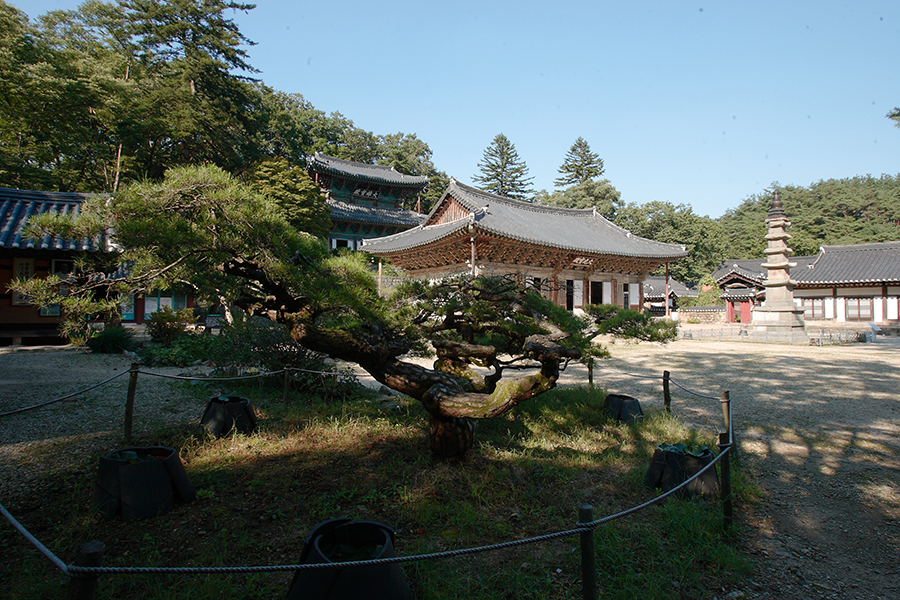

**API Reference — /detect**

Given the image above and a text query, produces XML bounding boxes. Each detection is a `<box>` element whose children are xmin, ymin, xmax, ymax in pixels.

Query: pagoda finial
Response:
<box><xmin>767</xmin><ymin>188</ymin><xmax>785</xmax><ymax>219</ymax></box>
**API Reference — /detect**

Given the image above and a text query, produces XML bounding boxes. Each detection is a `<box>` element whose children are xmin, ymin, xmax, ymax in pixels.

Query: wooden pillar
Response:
<box><xmin>638</xmin><ymin>279</ymin><xmax>644</xmax><ymax>312</ymax></box>
<box><xmin>665</xmin><ymin>262</ymin><xmax>671</xmax><ymax>318</ymax></box>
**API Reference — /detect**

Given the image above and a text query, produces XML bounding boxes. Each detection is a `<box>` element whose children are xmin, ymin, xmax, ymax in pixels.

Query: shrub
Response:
<box><xmin>214</xmin><ymin>317</ymin><xmax>328</xmax><ymax>372</ymax></box>
<box><xmin>140</xmin><ymin>333</ymin><xmax>219</xmax><ymax>366</ymax></box>
<box><xmin>146</xmin><ymin>306</ymin><xmax>195</xmax><ymax>345</ymax></box>
<box><xmin>86</xmin><ymin>325</ymin><xmax>136</xmax><ymax>353</ymax></box>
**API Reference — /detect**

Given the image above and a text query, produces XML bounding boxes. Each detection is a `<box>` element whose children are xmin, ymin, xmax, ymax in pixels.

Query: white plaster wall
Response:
<box><xmin>825</xmin><ymin>297</ymin><xmax>835</xmax><ymax>320</ymax></box>
<box><xmin>836</xmin><ymin>298</ymin><xmax>846</xmax><ymax>322</ymax></box>
<box><xmin>888</xmin><ymin>297</ymin><xmax>899</xmax><ymax>321</ymax></box>
<box><xmin>629</xmin><ymin>283</ymin><xmax>640</xmax><ymax>308</ymax></box>
<box><xmin>602</xmin><ymin>283</ymin><xmax>611</xmax><ymax>304</ymax></box>
<box><xmin>573</xmin><ymin>280</ymin><xmax>584</xmax><ymax>309</ymax></box>
<box><xmin>874</xmin><ymin>298</ymin><xmax>884</xmax><ymax>322</ymax></box>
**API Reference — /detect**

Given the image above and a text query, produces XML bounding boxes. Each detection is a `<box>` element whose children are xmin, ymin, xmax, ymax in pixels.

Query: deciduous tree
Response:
<box><xmin>616</xmin><ymin>201</ymin><xmax>726</xmax><ymax>283</ymax></box>
<box><xmin>249</xmin><ymin>158</ymin><xmax>331</xmax><ymax>238</ymax></box>
<box><xmin>535</xmin><ymin>180</ymin><xmax>622</xmax><ymax>220</ymax></box>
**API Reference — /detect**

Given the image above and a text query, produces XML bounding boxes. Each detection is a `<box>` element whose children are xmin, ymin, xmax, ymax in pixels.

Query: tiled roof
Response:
<box><xmin>712</xmin><ymin>259</ymin><xmax>768</xmax><ymax>285</ymax></box>
<box><xmin>643</xmin><ymin>276</ymin><xmax>696</xmax><ymax>300</ymax></box>
<box><xmin>363</xmin><ymin>179</ymin><xmax>688</xmax><ymax>259</ymax></box>
<box><xmin>712</xmin><ymin>255</ymin><xmax>818</xmax><ymax>285</ymax></box>
<box><xmin>328</xmin><ymin>200</ymin><xmax>426</xmax><ymax>227</ymax></box>
<box><xmin>0</xmin><ymin>188</ymin><xmax>104</xmax><ymax>252</ymax></box>
<box><xmin>309</xmin><ymin>152</ymin><xmax>430</xmax><ymax>188</ymax></box>
<box><xmin>721</xmin><ymin>285</ymin><xmax>762</xmax><ymax>300</ymax></box>
<box><xmin>792</xmin><ymin>241</ymin><xmax>900</xmax><ymax>285</ymax></box>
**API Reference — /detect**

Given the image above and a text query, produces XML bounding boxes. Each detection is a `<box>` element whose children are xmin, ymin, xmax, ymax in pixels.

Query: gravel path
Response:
<box><xmin>0</xmin><ymin>348</ymin><xmax>218</xmax><ymax>506</ymax></box>
<box><xmin>2</xmin><ymin>339</ymin><xmax>899</xmax><ymax>599</ymax></box>
<box><xmin>560</xmin><ymin>337</ymin><xmax>900</xmax><ymax>600</ymax></box>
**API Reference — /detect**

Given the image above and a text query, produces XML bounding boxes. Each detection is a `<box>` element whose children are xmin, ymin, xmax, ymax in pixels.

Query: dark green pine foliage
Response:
<box><xmin>117</xmin><ymin>0</ymin><xmax>262</xmax><ymax>178</ymax></box>
<box><xmin>615</xmin><ymin>201</ymin><xmax>726</xmax><ymax>284</ymax></box>
<box><xmin>472</xmin><ymin>133</ymin><xmax>534</xmax><ymax>200</ymax></box>
<box><xmin>554</xmin><ymin>136</ymin><xmax>604</xmax><ymax>188</ymax></box>
<box><xmin>718</xmin><ymin>177</ymin><xmax>900</xmax><ymax>259</ymax></box>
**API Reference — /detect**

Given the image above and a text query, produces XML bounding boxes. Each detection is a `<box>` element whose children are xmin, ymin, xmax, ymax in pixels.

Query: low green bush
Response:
<box><xmin>86</xmin><ymin>325</ymin><xmax>136</xmax><ymax>353</ymax></box>
<box><xmin>146</xmin><ymin>306</ymin><xmax>195</xmax><ymax>345</ymax></box>
<box><xmin>140</xmin><ymin>332</ymin><xmax>219</xmax><ymax>365</ymax></box>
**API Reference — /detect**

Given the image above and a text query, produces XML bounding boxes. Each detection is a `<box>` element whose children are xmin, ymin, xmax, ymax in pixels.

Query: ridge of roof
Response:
<box><xmin>366</xmin><ymin>179</ymin><xmax>687</xmax><ymax>260</ymax></box>
<box><xmin>819</xmin><ymin>240</ymin><xmax>900</xmax><ymax>252</ymax></box>
<box><xmin>446</xmin><ymin>179</ymin><xmax>673</xmax><ymax>246</ymax></box>
<box><xmin>308</xmin><ymin>152</ymin><xmax>429</xmax><ymax>187</ymax></box>
<box><xmin>448</xmin><ymin>179</ymin><xmax>595</xmax><ymax>216</ymax></box>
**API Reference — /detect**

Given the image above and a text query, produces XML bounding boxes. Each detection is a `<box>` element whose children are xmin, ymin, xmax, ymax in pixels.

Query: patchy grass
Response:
<box><xmin>1</xmin><ymin>383</ymin><xmax>752</xmax><ymax>599</ymax></box>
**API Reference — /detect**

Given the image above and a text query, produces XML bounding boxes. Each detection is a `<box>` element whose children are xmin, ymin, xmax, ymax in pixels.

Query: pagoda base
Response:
<box><xmin>746</xmin><ymin>303</ymin><xmax>809</xmax><ymax>345</ymax></box>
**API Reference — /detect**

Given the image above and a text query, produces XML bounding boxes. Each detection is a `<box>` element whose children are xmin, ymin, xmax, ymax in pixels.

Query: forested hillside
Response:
<box><xmin>3</xmin><ymin>0</ymin><xmax>897</xmax><ymax>280</ymax></box>
<box><xmin>717</xmin><ymin>175</ymin><xmax>900</xmax><ymax>260</ymax></box>
<box><xmin>0</xmin><ymin>1</ymin><xmax>446</xmax><ymax>209</ymax></box>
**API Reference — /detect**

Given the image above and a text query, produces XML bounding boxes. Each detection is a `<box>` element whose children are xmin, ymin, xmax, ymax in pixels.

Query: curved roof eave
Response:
<box><xmin>361</xmin><ymin>219</ymin><xmax>471</xmax><ymax>254</ymax></box>
<box><xmin>363</xmin><ymin>216</ymin><xmax>686</xmax><ymax>260</ymax></box>
<box><xmin>308</xmin><ymin>152</ymin><xmax>429</xmax><ymax>188</ymax></box>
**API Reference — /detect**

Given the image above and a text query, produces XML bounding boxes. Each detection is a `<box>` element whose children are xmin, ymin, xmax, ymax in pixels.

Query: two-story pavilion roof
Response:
<box><xmin>307</xmin><ymin>152</ymin><xmax>430</xmax><ymax>189</ymax></box>
<box><xmin>362</xmin><ymin>179</ymin><xmax>687</xmax><ymax>277</ymax></box>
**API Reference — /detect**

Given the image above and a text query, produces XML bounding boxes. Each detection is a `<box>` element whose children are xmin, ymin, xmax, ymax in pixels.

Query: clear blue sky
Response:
<box><xmin>15</xmin><ymin>0</ymin><xmax>900</xmax><ymax>218</ymax></box>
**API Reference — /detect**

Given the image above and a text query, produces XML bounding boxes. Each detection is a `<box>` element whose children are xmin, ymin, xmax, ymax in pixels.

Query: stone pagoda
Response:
<box><xmin>747</xmin><ymin>191</ymin><xmax>808</xmax><ymax>343</ymax></box>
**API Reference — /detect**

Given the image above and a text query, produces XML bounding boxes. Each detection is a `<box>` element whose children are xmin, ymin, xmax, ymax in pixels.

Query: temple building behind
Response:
<box><xmin>362</xmin><ymin>179</ymin><xmax>687</xmax><ymax>311</ymax></box>
<box><xmin>307</xmin><ymin>152</ymin><xmax>428</xmax><ymax>250</ymax></box>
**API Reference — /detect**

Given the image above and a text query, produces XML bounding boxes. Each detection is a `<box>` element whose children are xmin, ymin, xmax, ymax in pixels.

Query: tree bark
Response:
<box><xmin>287</xmin><ymin>317</ymin><xmax>580</xmax><ymax>457</ymax></box>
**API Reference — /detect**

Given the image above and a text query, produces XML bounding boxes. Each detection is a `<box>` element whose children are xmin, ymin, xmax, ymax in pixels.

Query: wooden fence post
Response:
<box><xmin>283</xmin><ymin>369</ymin><xmax>292</xmax><ymax>403</ymax></box>
<box><xmin>720</xmin><ymin>391</ymin><xmax>737</xmax><ymax>463</ymax></box>
<box><xmin>579</xmin><ymin>504</ymin><xmax>596</xmax><ymax>600</ymax></box>
<box><xmin>718</xmin><ymin>432</ymin><xmax>733</xmax><ymax>531</ymax></box>
<box><xmin>587</xmin><ymin>357</ymin><xmax>594</xmax><ymax>390</ymax></box>
<box><xmin>67</xmin><ymin>541</ymin><xmax>105</xmax><ymax>600</ymax></box>
<box><xmin>663</xmin><ymin>370</ymin><xmax>671</xmax><ymax>414</ymax></box>
<box><xmin>124</xmin><ymin>364</ymin><xmax>139</xmax><ymax>443</ymax></box>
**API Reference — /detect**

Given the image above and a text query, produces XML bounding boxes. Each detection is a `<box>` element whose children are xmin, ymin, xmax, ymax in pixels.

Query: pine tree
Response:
<box><xmin>555</xmin><ymin>137</ymin><xmax>604</xmax><ymax>188</ymax></box>
<box><xmin>472</xmin><ymin>133</ymin><xmax>534</xmax><ymax>200</ymax></box>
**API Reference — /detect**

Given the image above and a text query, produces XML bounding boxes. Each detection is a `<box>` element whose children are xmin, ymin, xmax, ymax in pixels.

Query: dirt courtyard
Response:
<box><xmin>1</xmin><ymin>337</ymin><xmax>899</xmax><ymax>599</ymax></box>
<box><xmin>563</xmin><ymin>337</ymin><xmax>900</xmax><ymax>600</ymax></box>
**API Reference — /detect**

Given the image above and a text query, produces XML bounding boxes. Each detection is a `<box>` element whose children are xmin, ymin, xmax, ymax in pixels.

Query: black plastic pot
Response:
<box><xmin>200</xmin><ymin>395</ymin><xmax>257</xmax><ymax>436</ymax></box>
<box><xmin>286</xmin><ymin>519</ymin><xmax>412</xmax><ymax>600</ymax></box>
<box><xmin>605</xmin><ymin>393</ymin><xmax>644</xmax><ymax>423</ymax></box>
<box><xmin>92</xmin><ymin>446</ymin><xmax>196</xmax><ymax>521</ymax></box>
<box><xmin>644</xmin><ymin>444</ymin><xmax>718</xmax><ymax>499</ymax></box>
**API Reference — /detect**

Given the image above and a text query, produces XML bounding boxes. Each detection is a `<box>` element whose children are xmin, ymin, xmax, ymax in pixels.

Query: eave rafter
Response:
<box><xmin>377</xmin><ymin>230</ymin><xmax>667</xmax><ymax>278</ymax></box>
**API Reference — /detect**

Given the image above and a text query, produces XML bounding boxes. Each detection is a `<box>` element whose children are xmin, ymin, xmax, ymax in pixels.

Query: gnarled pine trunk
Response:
<box><xmin>287</xmin><ymin>316</ymin><xmax>580</xmax><ymax>457</ymax></box>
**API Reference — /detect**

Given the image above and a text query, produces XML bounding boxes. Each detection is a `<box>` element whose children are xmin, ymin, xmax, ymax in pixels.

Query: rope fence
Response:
<box><xmin>1</xmin><ymin>357</ymin><xmax>735</xmax><ymax>600</ymax></box>
<box><xmin>0</xmin><ymin>370</ymin><xmax>130</xmax><ymax>418</ymax></box>
<box><xmin>3</xmin><ymin>447</ymin><xmax>732</xmax><ymax>597</ymax></box>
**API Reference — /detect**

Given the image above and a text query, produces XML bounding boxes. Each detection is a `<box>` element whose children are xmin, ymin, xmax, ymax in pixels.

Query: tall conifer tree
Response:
<box><xmin>555</xmin><ymin>137</ymin><xmax>604</xmax><ymax>188</ymax></box>
<box><xmin>472</xmin><ymin>133</ymin><xmax>534</xmax><ymax>200</ymax></box>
